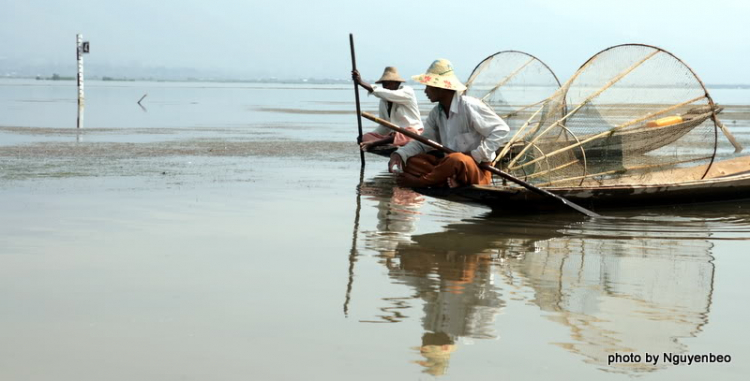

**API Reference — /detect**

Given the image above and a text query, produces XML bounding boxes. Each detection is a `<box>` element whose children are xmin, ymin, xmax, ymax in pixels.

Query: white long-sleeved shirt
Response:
<box><xmin>369</xmin><ymin>84</ymin><xmax>424</xmax><ymax>134</ymax></box>
<box><xmin>396</xmin><ymin>92</ymin><xmax>509</xmax><ymax>163</ymax></box>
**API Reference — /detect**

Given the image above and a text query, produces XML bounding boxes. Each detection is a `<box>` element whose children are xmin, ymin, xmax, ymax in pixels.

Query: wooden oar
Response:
<box><xmin>361</xmin><ymin>112</ymin><xmax>601</xmax><ymax>218</ymax></box>
<box><xmin>712</xmin><ymin>112</ymin><xmax>743</xmax><ymax>153</ymax></box>
<box><xmin>349</xmin><ymin>33</ymin><xmax>365</xmax><ymax>167</ymax></box>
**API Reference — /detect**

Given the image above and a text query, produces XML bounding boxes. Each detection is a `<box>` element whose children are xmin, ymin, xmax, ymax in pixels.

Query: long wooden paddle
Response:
<box><xmin>361</xmin><ymin>112</ymin><xmax>601</xmax><ymax>218</ymax></box>
<box><xmin>349</xmin><ymin>34</ymin><xmax>365</xmax><ymax>167</ymax></box>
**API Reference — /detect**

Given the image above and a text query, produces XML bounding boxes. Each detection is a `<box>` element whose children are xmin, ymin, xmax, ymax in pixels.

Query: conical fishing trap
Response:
<box><xmin>489</xmin><ymin>44</ymin><xmax>731</xmax><ymax>189</ymax></box>
<box><xmin>466</xmin><ymin>50</ymin><xmax>562</xmax><ymax>133</ymax></box>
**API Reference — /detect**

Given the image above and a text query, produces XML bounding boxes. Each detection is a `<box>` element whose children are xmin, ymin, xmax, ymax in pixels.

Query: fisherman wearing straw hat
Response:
<box><xmin>389</xmin><ymin>59</ymin><xmax>510</xmax><ymax>188</ymax></box>
<box><xmin>352</xmin><ymin>67</ymin><xmax>424</xmax><ymax>151</ymax></box>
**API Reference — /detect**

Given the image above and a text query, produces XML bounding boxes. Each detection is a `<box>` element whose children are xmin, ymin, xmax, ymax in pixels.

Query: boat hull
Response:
<box><xmin>417</xmin><ymin>173</ymin><xmax>750</xmax><ymax>212</ymax></box>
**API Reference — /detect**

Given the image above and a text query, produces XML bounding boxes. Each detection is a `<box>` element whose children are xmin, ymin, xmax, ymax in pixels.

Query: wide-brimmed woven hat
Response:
<box><xmin>375</xmin><ymin>66</ymin><xmax>406</xmax><ymax>83</ymax></box>
<box><xmin>411</xmin><ymin>59</ymin><xmax>466</xmax><ymax>91</ymax></box>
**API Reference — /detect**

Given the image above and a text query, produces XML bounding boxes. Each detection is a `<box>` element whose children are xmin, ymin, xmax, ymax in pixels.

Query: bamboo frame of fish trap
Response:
<box><xmin>490</xmin><ymin>44</ymin><xmax>742</xmax><ymax>187</ymax></box>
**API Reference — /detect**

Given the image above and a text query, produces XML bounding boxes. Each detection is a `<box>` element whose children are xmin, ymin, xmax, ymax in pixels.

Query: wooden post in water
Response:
<box><xmin>76</xmin><ymin>34</ymin><xmax>85</xmax><ymax>108</ymax></box>
<box><xmin>76</xmin><ymin>103</ymin><xmax>84</xmax><ymax>130</ymax></box>
<box><xmin>76</xmin><ymin>34</ymin><xmax>84</xmax><ymax>129</ymax></box>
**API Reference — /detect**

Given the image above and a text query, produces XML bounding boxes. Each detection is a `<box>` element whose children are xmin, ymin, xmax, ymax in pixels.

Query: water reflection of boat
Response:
<box><xmin>509</xmin><ymin>217</ymin><xmax>715</xmax><ymax>374</ymax></box>
<box><xmin>364</xmin><ymin>209</ymin><xmax>721</xmax><ymax>376</ymax></box>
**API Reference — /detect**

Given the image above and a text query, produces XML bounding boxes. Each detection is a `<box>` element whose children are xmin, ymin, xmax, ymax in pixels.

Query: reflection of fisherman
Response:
<box><xmin>359</xmin><ymin>175</ymin><xmax>424</xmax><ymax>256</ymax></box>
<box><xmin>389</xmin><ymin>240</ymin><xmax>504</xmax><ymax>376</ymax></box>
<box><xmin>415</xmin><ymin>332</ymin><xmax>456</xmax><ymax>376</ymax></box>
<box><xmin>352</xmin><ymin>67</ymin><xmax>424</xmax><ymax>152</ymax></box>
<box><xmin>385</xmin><ymin>216</ymin><xmax>569</xmax><ymax>376</ymax></box>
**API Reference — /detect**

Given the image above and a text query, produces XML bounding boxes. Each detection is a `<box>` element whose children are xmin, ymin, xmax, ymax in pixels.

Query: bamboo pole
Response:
<box><xmin>499</xmin><ymin>98</ymin><xmax>547</xmax><ymax>119</ymax></box>
<box><xmin>518</xmin><ymin>101</ymin><xmax>566</xmax><ymax>143</ymax></box>
<box><xmin>507</xmin><ymin>50</ymin><xmax>660</xmax><ymax>169</ymax></box>
<box><xmin>509</xmin><ymin>95</ymin><xmax>705</xmax><ymax>171</ymax></box>
<box><xmin>465</xmin><ymin>56</ymin><xmax>494</xmax><ymax>88</ymax></box>
<box><xmin>492</xmin><ymin>103</ymin><xmax>547</xmax><ymax>165</ymax></box>
<box><xmin>137</xmin><ymin>94</ymin><xmax>148</xmax><ymax>112</ymax></box>
<box><xmin>480</xmin><ymin>57</ymin><xmax>535</xmax><ymax>102</ymax></box>
<box><xmin>349</xmin><ymin>34</ymin><xmax>365</xmax><ymax>167</ymax></box>
<box><xmin>519</xmin><ymin>50</ymin><xmax>606</xmax><ymax>123</ymax></box>
<box><xmin>505</xmin><ymin>126</ymin><xmax>588</xmax><ymax>183</ymax></box>
<box><xmin>522</xmin><ymin>159</ymin><xmax>581</xmax><ymax>180</ymax></box>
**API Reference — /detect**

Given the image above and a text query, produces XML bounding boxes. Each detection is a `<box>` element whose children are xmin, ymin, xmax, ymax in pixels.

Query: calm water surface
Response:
<box><xmin>1</xmin><ymin>79</ymin><xmax>749</xmax><ymax>380</ymax></box>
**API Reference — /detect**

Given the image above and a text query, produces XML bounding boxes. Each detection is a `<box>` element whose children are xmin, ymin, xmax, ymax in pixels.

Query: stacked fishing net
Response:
<box><xmin>491</xmin><ymin>44</ymin><xmax>727</xmax><ymax>188</ymax></box>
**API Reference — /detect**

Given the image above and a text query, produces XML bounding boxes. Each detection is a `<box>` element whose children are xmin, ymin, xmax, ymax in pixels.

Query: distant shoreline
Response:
<box><xmin>17</xmin><ymin>76</ymin><xmax>357</xmax><ymax>85</ymax></box>
<box><xmin>1</xmin><ymin>76</ymin><xmax>749</xmax><ymax>89</ymax></box>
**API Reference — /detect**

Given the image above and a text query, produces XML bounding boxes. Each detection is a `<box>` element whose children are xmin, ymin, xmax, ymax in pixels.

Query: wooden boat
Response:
<box><xmin>414</xmin><ymin>155</ymin><xmax>750</xmax><ymax>212</ymax></box>
<box><xmin>368</xmin><ymin>145</ymin><xmax>398</xmax><ymax>158</ymax></box>
<box><xmin>362</xmin><ymin>107</ymin><xmax>736</xmax><ymax>213</ymax></box>
<box><xmin>358</xmin><ymin>45</ymin><xmax>744</xmax><ymax>213</ymax></box>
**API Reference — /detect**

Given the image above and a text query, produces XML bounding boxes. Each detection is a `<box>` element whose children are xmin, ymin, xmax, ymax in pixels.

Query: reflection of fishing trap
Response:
<box><xmin>465</xmin><ymin>50</ymin><xmax>562</xmax><ymax>133</ymax></box>
<box><xmin>493</xmin><ymin>44</ymin><xmax>735</xmax><ymax>188</ymax></box>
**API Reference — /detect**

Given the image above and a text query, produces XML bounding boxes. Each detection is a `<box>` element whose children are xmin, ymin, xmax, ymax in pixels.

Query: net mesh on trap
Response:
<box><xmin>491</xmin><ymin>44</ymin><xmax>723</xmax><ymax>188</ymax></box>
<box><xmin>465</xmin><ymin>50</ymin><xmax>562</xmax><ymax>134</ymax></box>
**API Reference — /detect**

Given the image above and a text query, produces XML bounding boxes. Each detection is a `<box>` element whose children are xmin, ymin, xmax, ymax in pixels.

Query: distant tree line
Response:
<box><xmin>35</xmin><ymin>74</ymin><xmax>136</xmax><ymax>81</ymax></box>
<box><xmin>101</xmin><ymin>76</ymin><xmax>135</xmax><ymax>82</ymax></box>
<box><xmin>36</xmin><ymin>73</ymin><xmax>75</xmax><ymax>80</ymax></box>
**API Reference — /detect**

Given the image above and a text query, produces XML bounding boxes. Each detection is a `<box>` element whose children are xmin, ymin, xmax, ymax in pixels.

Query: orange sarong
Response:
<box><xmin>403</xmin><ymin>152</ymin><xmax>492</xmax><ymax>187</ymax></box>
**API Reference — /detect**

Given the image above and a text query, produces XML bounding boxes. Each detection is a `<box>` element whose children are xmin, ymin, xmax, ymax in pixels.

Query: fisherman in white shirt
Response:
<box><xmin>388</xmin><ymin>59</ymin><xmax>510</xmax><ymax>188</ymax></box>
<box><xmin>352</xmin><ymin>66</ymin><xmax>424</xmax><ymax>151</ymax></box>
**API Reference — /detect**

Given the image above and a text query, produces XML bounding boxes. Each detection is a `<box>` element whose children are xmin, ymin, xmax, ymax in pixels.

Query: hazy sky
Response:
<box><xmin>2</xmin><ymin>0</ymin><xmax>749</xmax><ymax>83</ymax></box>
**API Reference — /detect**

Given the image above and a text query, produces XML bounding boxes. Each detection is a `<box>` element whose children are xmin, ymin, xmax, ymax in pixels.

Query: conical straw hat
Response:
<box><xmin>375</xmin><ymin>66</ymin><xmax>406</xmax><ymax>83</ymax></box>
<box><xmin>411</xmin><ymin>59</ymin><xmax>466</xmax><ymax>91</ymax></box>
